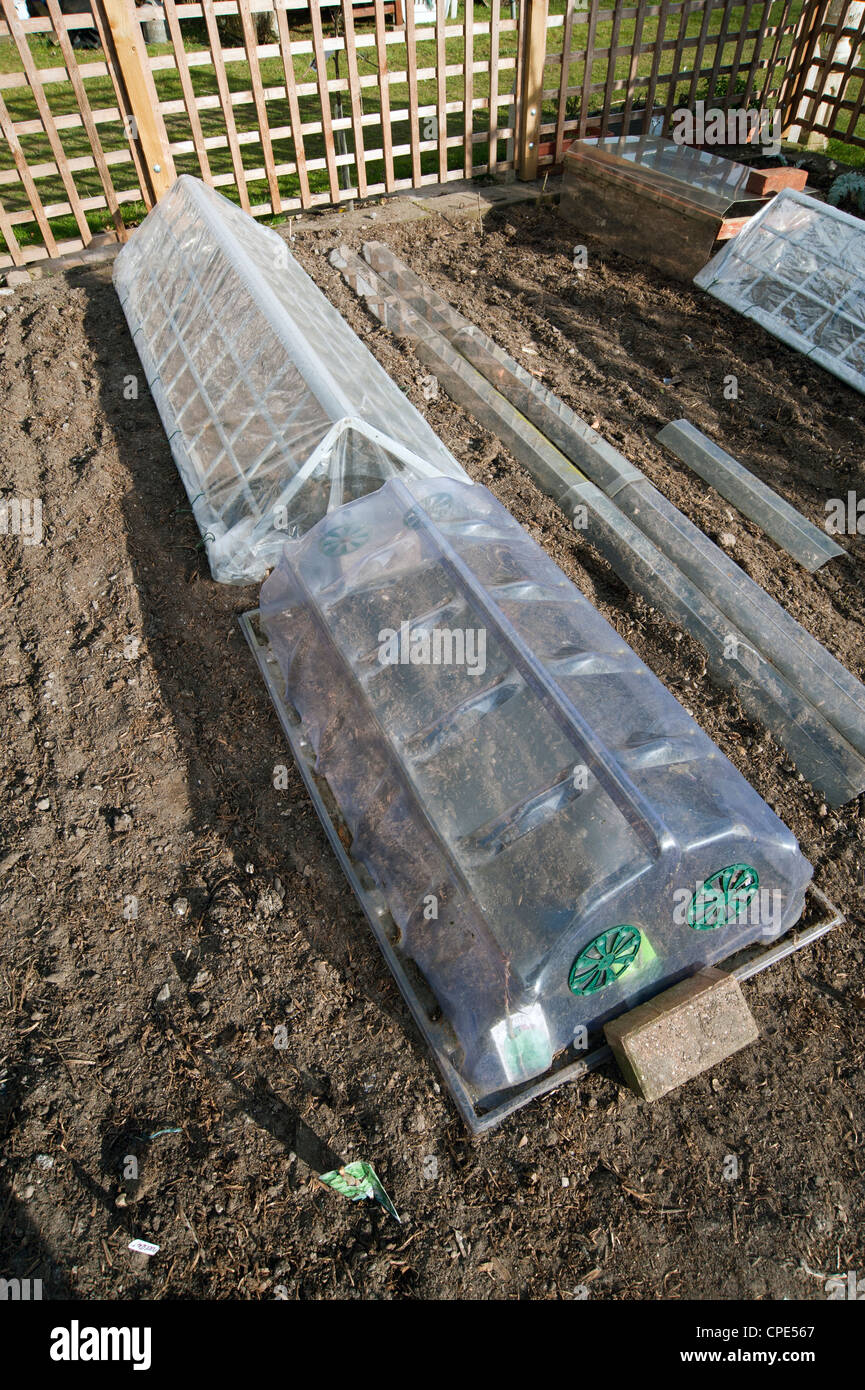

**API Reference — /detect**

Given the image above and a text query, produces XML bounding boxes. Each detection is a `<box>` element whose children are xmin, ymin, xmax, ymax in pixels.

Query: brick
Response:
<box><xmin>604</xmin><ymin>967</ymin><xmax>758</xmax><ymax>1102</ymax></box>
<box><xmin>745</xmin><ymin>166</ymin><xmax>809</xmax><ymax>197</ymax></box>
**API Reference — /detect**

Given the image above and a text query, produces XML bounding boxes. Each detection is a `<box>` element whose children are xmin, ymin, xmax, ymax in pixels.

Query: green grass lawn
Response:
<box><xmin>1</xmin><ymin>1</ymin><xmax>862</xmax><ymax>259</ymax></box>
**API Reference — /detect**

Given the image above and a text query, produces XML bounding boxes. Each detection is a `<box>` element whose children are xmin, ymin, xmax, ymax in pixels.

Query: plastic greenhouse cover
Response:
<box><xmin>259</xmin><ymin>475</ymin><xmax>812</xmax><ymax>1116</ymax></box>
<box><xmin>344</xmin><ymin>241</ymin><xmax>865</xmax><ymax>805</ymax></box>
<box><xmin>113</xmin><ymin>176</ymin><xmax>468</xmax><ymax>583</ymax></box>
<box><xmin>657</xmin><ymin>418</ymin><xmax>845</xmax><ymax>573</ymax></box>
<box><xmin>566</xmin><ymin>136</ymin><xmax>758</xmax><ymax>216</ymax></box>
<box><xmin>695</xmin><ymin>189</ymin><xmax>865</xmax><ymax>395</ymax></box>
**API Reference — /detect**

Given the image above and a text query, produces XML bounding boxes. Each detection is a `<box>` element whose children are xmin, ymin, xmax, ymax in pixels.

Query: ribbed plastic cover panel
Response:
<box><xmin>260</xmin><ymin>476</ymin><xmax>812</xmax><ymax>1112</ymax></box>
<box><xmin>695</xmin><ymin>189</ymin><xmax>865</xmax><ymax>396</ymax></box>
<box><xmin>113</xmin><ymin>176</ymin><xmax>468</xmax><ymax>582</ymax></box>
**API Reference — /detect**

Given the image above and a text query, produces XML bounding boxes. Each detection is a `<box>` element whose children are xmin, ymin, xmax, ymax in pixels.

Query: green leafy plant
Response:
<box><xmin>827</xmin><ymin>169</ymin><xmax>865</xmax><ymax>215</ymax></box>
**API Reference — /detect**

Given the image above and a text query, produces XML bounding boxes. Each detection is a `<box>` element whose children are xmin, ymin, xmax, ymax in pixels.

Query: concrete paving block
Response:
<box><xmin>409</xmin><ymin>179</ymin><xmax>553</xmax><ymax>225</ymax></box>
<box><xmin>282</xmin><ymin>199</ymin><xmax>430</xmax><ymax>240</ymax></box>
<box><xmin>604</xmin><ymin>967</ymin><xmax>759</xmax><ymax>1102</ymax></box>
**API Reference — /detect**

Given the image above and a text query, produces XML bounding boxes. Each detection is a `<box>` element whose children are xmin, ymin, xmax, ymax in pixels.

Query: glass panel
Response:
<box><xmin>567</xmin><ymin>135</ymin><xmax>757</xmax><ymax>215</ymax></box>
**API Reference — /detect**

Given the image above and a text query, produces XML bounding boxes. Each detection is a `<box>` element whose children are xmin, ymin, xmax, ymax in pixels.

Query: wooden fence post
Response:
<box><xmin>786</xmin><ymin>0</ymin><xmax>862</xmax><ymax>147</ymax></box>
<box><xmin>779</xmin><ymin>0</ymin><xmax>832</xmax><ymax>139</ymax></box>
<box><xmin>97</xmin><ymin>0</ymin><xmax>176</xmax><ymax>203</ymax></box>
<box><xmin>517</xmin><ymin>0</ymin><xmax>548</xmax><ymax>180</ymax></box>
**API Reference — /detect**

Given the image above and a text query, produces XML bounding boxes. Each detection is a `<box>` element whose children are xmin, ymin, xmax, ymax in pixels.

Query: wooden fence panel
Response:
<box><xmin>0</xmin><ymin>80</ymin><xmax>60</xmax><ymax>258</ymax></box>
<box><xmin>598</xmin><ymin>3</ymin><xmax>624</xmax><ymax>137</ymax></box>
<box><xmin>372</xmin><ymin>0</ymin><xmax>395</xmax><ymax>191</ymax></box>
<box><xmin>238</xmin><ymin>0</ymin><xmax>282</xmax><ymax>209</ymax></box>
<box><xmin>2</xmin><ymin>0</ymin><xmax>863</xmax><ymax>273</ymax></box>
<box><xmin>0</xmin><ymin>5</ymin><xmax>125</xmax><ymax>264</ymax></box>
<box><xmin>463</xmin><ymin>0</ymin><xmax>473</xmax><ymax>177</ymax></box>
<box><xmin>309</xmin><ymin>0</ymin><xmax>340</xmax><ymax>201</ymax></box>
<box><xmin>162</xmin><ymin>0</ymin><xmax>213</xmax><ymax>185</ymax></box>
<box><xmin>274</xmin><ymin>1</ymin><xmax>311</xmax><ymax>207</ymax></box>
<box><xmin>399</xmin><ymin>0</ymin><xmax>418</xmax><ymax>184</ymax></box>
<box><xmin>664</xmin><ymin>2</ymin><xmax>699</xmax><ymax>131</ymax></box>
<box><xmin>435</xmin><ymin>0</ymin><xmax>448</xmax><ymax>181</ymax></box>
<box><xmin>643</xmin><ymin>0</ymin><xmax>673</xmax><ymax>133</ymax></box>
<box><xmin>86</xmin><ymin>0</ymin><xmax>150</xmax><ymax>207</ymax></box>
<box><xmin>2</xmin><ymin>0</ymin><xmax>93</xmax><ymax>243</ymax></box>
<box><xmin>487</xmin><ymin>0</ymin><xmax>501</xmax><ymax>172</ymax></box>
<box><xmin>785</xmin><ymin>2</ymin><xmax>865</xmax><ymax>151</ymax></box>
<box><xmin>540</xmin><ymin>1</ymin><xmax>812</xmax><ymax>162</ymax></box>
<box><xmin>554</xmin><ymin>0</ymin><xmax>575</xmax><ymax>160</ymax></box>
<box><xmin>199</xmin><ymin>0</ymin><xmax>250</xmax><ymax>210</ymax></box>
<box><xmin>621</xmin><ymin>0</ymin><xmax>650</xmax><ymax>137</ymax></box>
<box><xmin>756</xmin><ymin>0</ymin><xmax>798</xmax><ymax>111</ymax></box>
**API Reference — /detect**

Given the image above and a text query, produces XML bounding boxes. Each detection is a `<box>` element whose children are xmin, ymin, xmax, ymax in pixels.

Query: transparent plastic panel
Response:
<box><xmin>657</xmin><ymin>419</ymin><xmax>845</xmax><ymax>572</ymax></box>
<box><xmin>565</xmin><ymin>136</ymin><xmax>757</xmax><ymax>215</ymax></box>
<box><xmin>340</xmin><ymin>242</ymin><xmax>865</xmax><ymax>804</ymax></box>
<box><xmin>260</xmin><ymin>476</ymin><xmax>812</xmax><ymax>1112</ymax></box>
<box><xmin>113</xmin><ymin>176</ymin><xmax>468</xmax><ymax>583</ymax></box>
<box><xmin>570</xmin><ymin>480</ymin><xmax>865</xmax><ymax>808</ymax></box>
<box><xmin>695</xmin><ymin>189</ymin><xmax>865</xmax><ymax>396</ymax></box>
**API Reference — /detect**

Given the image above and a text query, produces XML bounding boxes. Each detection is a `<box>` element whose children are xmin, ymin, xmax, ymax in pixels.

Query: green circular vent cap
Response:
<box><xmin>318</xmin><ymin>523</ymin><xmax>369</xmax><ymax>556</ymax></box>
<box><xmin>404</xmin><ymin>492</ymin><xmax>455</xmax><ymax>529</ymax></box>
<box><xmin>568</xmin><ymin>925</ymin><xmax>642</xmax><ymax>996</ymax></box>
<box><xmin>688</xmin><ymin>863</ymin><xmax>759</xmax><ymax>930</ymax></box>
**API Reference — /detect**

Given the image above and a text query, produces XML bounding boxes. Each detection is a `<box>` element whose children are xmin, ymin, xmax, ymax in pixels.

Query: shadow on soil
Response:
<box><xmin>77</xmin><ymin>263</ymin><xmax>445</xmax><ymax>1123</ymax></box>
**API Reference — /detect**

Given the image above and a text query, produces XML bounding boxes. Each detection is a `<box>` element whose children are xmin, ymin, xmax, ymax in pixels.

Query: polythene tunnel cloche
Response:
<box><xmin>259</xmin><ymin>477</ymin><xmax>812</xmax><ymax>1113</ymax></box>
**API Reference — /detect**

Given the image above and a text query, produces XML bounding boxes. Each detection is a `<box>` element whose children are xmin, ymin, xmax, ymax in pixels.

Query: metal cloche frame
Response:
<box><xmin>695</xmin><ymin>188</ymin><xmax>865</xmax><ymax>396</ymax></box>
<box><xmin>113</xmin><ymin>176</ymin><xmax>468</xmax><ymax>584</ymax></box>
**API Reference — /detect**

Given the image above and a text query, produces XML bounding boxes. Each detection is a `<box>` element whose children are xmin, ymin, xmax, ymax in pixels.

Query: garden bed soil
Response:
<box><xmin>1</xmin><ymin>194</ymin><xmax>863</xmax><ymax>1300</ymax></box>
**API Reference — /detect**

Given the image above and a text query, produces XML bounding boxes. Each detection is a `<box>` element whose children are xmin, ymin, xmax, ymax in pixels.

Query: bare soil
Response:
<box><xmin>1</xmin><ymin>192</ymin><xmax>863</xmax><ymax>1301</ymax></box>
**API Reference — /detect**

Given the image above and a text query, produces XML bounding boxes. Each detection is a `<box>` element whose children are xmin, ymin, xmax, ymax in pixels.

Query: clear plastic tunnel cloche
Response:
<box><xmin>113</xmin><ymin>176</ymin><xmax>468</xmax><ymax>583</ymax></box>
<box><xmin>259</xmin><ymin>477</ymin><xmax>812</xmax><ymax>1124</ymax></box>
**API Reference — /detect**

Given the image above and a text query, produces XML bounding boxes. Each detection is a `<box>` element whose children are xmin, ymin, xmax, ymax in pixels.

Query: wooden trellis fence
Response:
<box><xmin>534</xmin><ymin>0</ymin><xmax>819</xmax><ymax>173</ymax></box>
<box><xmin>782</xmin><ymin>0</ymin><xmax>865</xmax><ymax>147</ymax></box>
<box><xmin>0</xmin><ymin>1</ymin><xmax>862</xmax><ymax>271</ymax></box>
